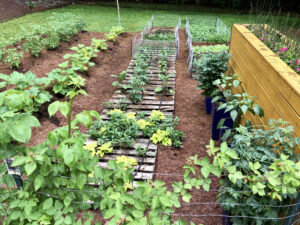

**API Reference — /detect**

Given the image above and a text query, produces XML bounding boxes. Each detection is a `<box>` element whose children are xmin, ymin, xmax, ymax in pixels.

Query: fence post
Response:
<box><xmin>284</xmin><ymin>193</ymin><xmax>300</xmax><ymax>225</ymax></box>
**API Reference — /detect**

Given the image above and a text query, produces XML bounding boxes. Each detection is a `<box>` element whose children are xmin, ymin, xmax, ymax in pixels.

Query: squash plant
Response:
<box><xmin>64</xmin><ymin>44</ymin><xmax>99</xmax><ymax>73</ymax></box>
<box><xmin>48</xmin><ymin>61</ymin><xmax>86</xmax><ymax>96</ymax></box>
<box><xmin>91</xmin><ymin>38</ymin><xmax>108</xmax><ymax>51</ymax></box>
<box><xmin>89</xmin><ymin>109</ymin><xmax>184</xmax><ymax>148</ymax></box>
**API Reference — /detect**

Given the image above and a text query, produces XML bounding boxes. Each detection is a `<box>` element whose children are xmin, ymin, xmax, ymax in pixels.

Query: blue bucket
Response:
<box><xmin>211</xmin><ymin>103</ymin><xmax>234</xmax><ymax>141</ymax></box>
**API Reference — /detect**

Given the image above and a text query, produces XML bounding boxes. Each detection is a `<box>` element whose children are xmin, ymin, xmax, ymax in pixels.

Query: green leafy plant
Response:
<box><xmin>193</xmin><ymin>44</ymin><xmax>229</xmax><ymax>57</ymax></box>
<box><xmin>155</xmin><ymin>73</ymin><xmax>174</xmax><ymax>94</ymax></box>
<box><xmin>91</xmin><ymin>38</ymin><xmax>108</xmax><ymax>51</ymax></box>
<box><xmin>194</xmin><ymin>52</ymin><xmax>230</xmax><ymax>97</ymax></box>
<box><xmin>120</xmin><ymin>48</ymin><xmax>151</xmax><ymax>103</ymax></box>
<box><xmin>64</xmin><ymin>44</ymin><xmax>99</xmax><ymax>73</ymax></box>
<box><xmin>2</xmin><ymin>48</ymin><xmax>23</xmax><ymax>69</ymax></box>
<box><xmin>111</xmin><ymin>70</ymin><xmax>127</xmax><ymax>87</ymax></box>
<box><xmin>47</xmin><ymin>61</ymin><xmax>85</xmax><ymax>96</ymax></box>
<box><xmin>212</xmin><ymin>73</ymin><xmax>264</xmax><ymax>139</ymax></box>
<box><xmin>190</xmin><ymin>25</ymin><xmax>229</xmax><ymax>43</ymax></box>
<box><xmin>23</xmin><ymin>35</ymin><xmax>43</xmax><ymax>57</ymax></box>
<box><xmin>145</xmin><ymin>29</ymin><xmax>174</xmax><ymax>41</ymax></box>
<box><xmin>42</xmin><ymin>32</ymin><xmax>60</xmax><ymax>50</ymax></box>
<box><xmin>89</xmin><ymin>110</ymin><xmax>184</xmax><ymax>148</ymax></box>
<box><xmin>181</xmin><ymin>119</ymin><xmax>300</xmax><ymax>225</ymax></box>
<box><xmin>0</xmin><ymin>71</ymin><xmax>52</xmax><ymax>112</ymax></box>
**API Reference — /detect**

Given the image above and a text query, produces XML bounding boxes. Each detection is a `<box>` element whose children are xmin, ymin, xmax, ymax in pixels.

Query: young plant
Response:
<box><xmin>64</xmin><ymin>44</ymin><xmax>99</xmax><ymax>73</ymax></box>
<box><xmin>91</xmin><ymin>38</ymin><xmax>108</xmax><ymax>51</ymax></box>
<box><xmin>42</xmin><ymin>32</ymin><xmax>60</xmax><ymax>50</ymax></box>
<box><xmin>2</xmin><ymin>48</ymin><xmax>23</xmax><ymax>69</ymax></box>
<box><xmin>212</xmin><ymin>73</ymin><xmax>264</xmax><ymax>139</ymax></box>
<box><xmin>111</xmin><ymin>70</ymin><xmax>127</xmax><ymax>87</ymax></box>
<box><xmin>155</xmin><ymin>73</ymin><xmax>174</xmax><ymax>94</ymax></box>
<box><xmin>47</xmin><ymin>61</ymin><xmax>85</xmax><ymax>96</ymax></box>
<box><xmin>0</xmin><ymin>71</ymin><xmax>52</xmax><ymax>112</ymax></box>
<box><xmin>23</xmin><ymin>34</ymin><xmax>43</xmax><ymax>57</ymax></box>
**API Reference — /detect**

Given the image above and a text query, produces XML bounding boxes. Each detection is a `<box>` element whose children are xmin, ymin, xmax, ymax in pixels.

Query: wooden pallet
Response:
<box><xmin>91</xmin><ymin>41</ymin><xmax>178</xmax><ymax>182</ymax></box>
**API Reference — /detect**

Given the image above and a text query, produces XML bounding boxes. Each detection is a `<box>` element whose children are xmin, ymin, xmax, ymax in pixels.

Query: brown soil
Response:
<box><xmin>154</xmin><ymin>29</ymin><xmax>223</xmax><ymax>224</ymax></box>
<box><xmin>0</xmin><ymin>0</ymin><xmax>31</xmax><ymax>22</ymax></box>
<box><xmin>0</xmin><ymin>0</ymin><xmax>71</xmax><ymax>22</ymax></box>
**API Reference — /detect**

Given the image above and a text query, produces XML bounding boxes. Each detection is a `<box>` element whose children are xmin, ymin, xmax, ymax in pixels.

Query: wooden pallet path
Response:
<box><xmin>91</xmin><ymin>41</ymin><xmax>178</xmax><ymax>181</ymax></box>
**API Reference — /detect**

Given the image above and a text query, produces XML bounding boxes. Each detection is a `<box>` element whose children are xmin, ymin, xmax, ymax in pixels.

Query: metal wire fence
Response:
<box><xmin>0</xmin><ymin>169</ymin><xmax>299</xmax><ymax>225</ymax></box>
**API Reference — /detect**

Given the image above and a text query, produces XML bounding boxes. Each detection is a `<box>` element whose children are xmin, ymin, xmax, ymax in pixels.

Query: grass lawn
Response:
<box><xmin>0</xmin><ymin>3</ymin><xmax>251</xmax><ymax>40</ymax></box>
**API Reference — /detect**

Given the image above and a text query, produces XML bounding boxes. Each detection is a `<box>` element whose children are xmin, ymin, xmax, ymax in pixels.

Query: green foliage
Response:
<box><xmin>111</xmin><ymin>70</ymin><xmax>127</xmax><ymax>87</ymax></box>
<box><xmin>42</xmin><ymin>32</ymin><xmax>60</xmax><ymax>50</ymax></box>
<box><xmin>194</xmin><ymin>52</ymin><xmax>230</xmax><ymax>97</ymax></box>
<box><xmin>105</xmin><ymin>26</ymin><xmax>124</xmax><ymax>42</ymax></box>
<box><xmin>89</xmin><ymin>109</ymin><xmax>184</xmax><ymax>149</ymax></box>
<box><xmin>121</xmin><ymin>47</ymin><xmax>151</xmax><ymax>103</ymax></box>
<box><xmin>48</xmin><ymin>61</ymin><xmax>86</xmax><ymax>96</ymax></box>
<box><xmin>23</xmin><ymin>35</ymin><xmax>43</xmax><ymax>57</ymax></box>
<box><xmin>145</xmin><ymin>29</ymin><xmax>174</xmax><ymax>41</ymax></box>
<box><xmin>1</xmin><ymin>48</ymin><xmax>23</xmax><ymax>69</ymax></box>
<box><xmin>216</xmin><ymin>121</ymin><xmax>300</xmax><ymax>225</ymax></box>
<box><xmin>193</xmin><ymin>44</ymin><xmax>229</xmax><ymax>57</ymax></box>
<box><xmin>182</xmin><ymin>120</ymin><xmax>300</xmax><ymax>225</ymax></box>
<box><xmin>89</xmin><ymin>109</ymin><xmax>141</xmax><ymax>147</ymax></box>
<box><xmin>0</xmin><ymin>71</ymin><xmax>52</xmax><ymax>112</ymax></box>
<box><xmin>64</xmin><ymin>44</ymin><xmax>99</xmax><ymax>73</ymax></box>
<box><xmin>212</xmin><ymin>73</ymin><xmax>264</xmax><ymax>138</ymax></box>
<box><xmin>190</xmin><ymin>25</ymin><xmax>229</xmax><ymax>43</ymax></box>
<box><xmin>91</xmin><ymin>38</ymin><xmax>108</xmax><ymax>51</ymax></box>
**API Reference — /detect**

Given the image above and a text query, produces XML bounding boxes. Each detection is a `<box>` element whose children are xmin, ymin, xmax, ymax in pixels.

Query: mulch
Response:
<box><xmin>154</xmin><ymin>29</ymin><xmax>223</xmax><ymax>224</ymax></box>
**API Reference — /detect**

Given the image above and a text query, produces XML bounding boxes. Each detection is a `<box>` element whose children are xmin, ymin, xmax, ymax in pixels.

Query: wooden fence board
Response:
<box><xmin>229</xmin><ymin>24</ymin><xmax>300</xmax><ymax>136</ymax></box>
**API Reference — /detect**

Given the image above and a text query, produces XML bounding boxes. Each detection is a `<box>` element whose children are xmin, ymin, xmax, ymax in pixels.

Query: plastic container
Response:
<box><xmin>205</xmin><ymin>96</ymin><xmax>213</xmax><ymax>114</ymax></box>
<box><xmin>211</xmin><ymin>103</ymin><xmax>234</xmax><ymax>140</ymax></box>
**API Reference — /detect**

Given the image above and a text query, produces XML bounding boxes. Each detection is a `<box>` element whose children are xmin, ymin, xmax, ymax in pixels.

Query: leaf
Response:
<box><xmin>268</xmin><ymin>176</ymin><xmax>281</xmax><ymax>187</ymax></box>
<box><xmin>240</xmin><ymin>105</ymin><xmax>248</xmax><ymax>115</ymax></box>
<box><xmin>201</xmin><ymin>166</ymin><xmax>210</xmax><ymax>178</ymax></box>
<box><xmin>64</xmin><ymin>216</ymin><xmax>72</xmax><ymax>225</ymax></box>
<box><xmin>43</xmin><ymin>198</ymin><xmax>53</xmax><ymax>210</ymax></box>
<box><xmin>154</xmin><ymin>86</ymin><xmax>163</xmax><ymax>93</ymax></box>
<box><xmin>9</xmin><ymin>123</ymin><xmax>31</xmax><ymax>143</ymax></box>
<box><xmin>64</xmin><ymin>195</ymin><xmax>72</xmax><ymax>207</ymax></box>
<box><xmin>48</xmin><ymin>101</ymin><xmax>60</xmax><ymax>117</ymax></box>
<box><xmin>25</xmin><ymin>161</ymin><xmax>37</xmax><ymax>175</ymax></box>
<box><xmin>34</xmin><ymin>175</ymin><xmax>44</xmax><ymax>191</ymax></box>
<box><xmin>11</xmin><ymin>156</ymin><xmax>27</xmax><ymax>166</ymax></box>
<box><xmin>230</xmin><ymin>110</ymin><xmax>238</xmax><ymax>121</ymax></box>
<box><xmin>59</xmin><ymin>102</ymin><xmax>69</xmax><ymax>118</ymax></box>
<box><xmin>134</xmin><ymin>200</ymin><xmax>145</xmax><ymax>211</ymax></box>
<box><xmin>131</xmin><ymin>210</ymin><xmax>144</xmax><ymax>219</ymax></box>
<box><xmin>77</xmin><ymin>174</ymin><xmax>87</xmax><ymax>190</ymax></box>
<box><xmin>232</xmin><ymin>79</ymin><xmax>240</xmax><ymax>88</ymax></box>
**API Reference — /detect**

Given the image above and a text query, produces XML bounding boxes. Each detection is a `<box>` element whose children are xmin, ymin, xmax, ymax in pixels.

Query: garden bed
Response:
<box><xmin>228</xmin><ymin>24</ymin><xmax>300</xmax><ymax>137</ymax></box>
<box><xmin>0</xmin><ymin>31</ymin><xmax>136</xmax><ymax>146</ymax></box>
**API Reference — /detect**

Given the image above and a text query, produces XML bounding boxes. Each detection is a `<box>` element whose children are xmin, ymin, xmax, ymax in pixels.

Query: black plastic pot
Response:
<box><xmin>205</xmin><ymin>96</ymin><xmax>213</xmax><ymax>114</ymax></box>
<box><xmin>211</xmin><ymin>103</ymin><xmax>234</xmax><ymax>141</ymax></box>
<box><xmin>222</xmin><ymin>211</ymin><xmax>232</xmax><ymax>225</ymax></box>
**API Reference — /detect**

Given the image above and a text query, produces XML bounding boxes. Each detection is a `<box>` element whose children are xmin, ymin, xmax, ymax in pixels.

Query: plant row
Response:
<box><xmin>0</xmin><ymin>18</ymin><xmax>85</xmax><ymax>69</ymax></box>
